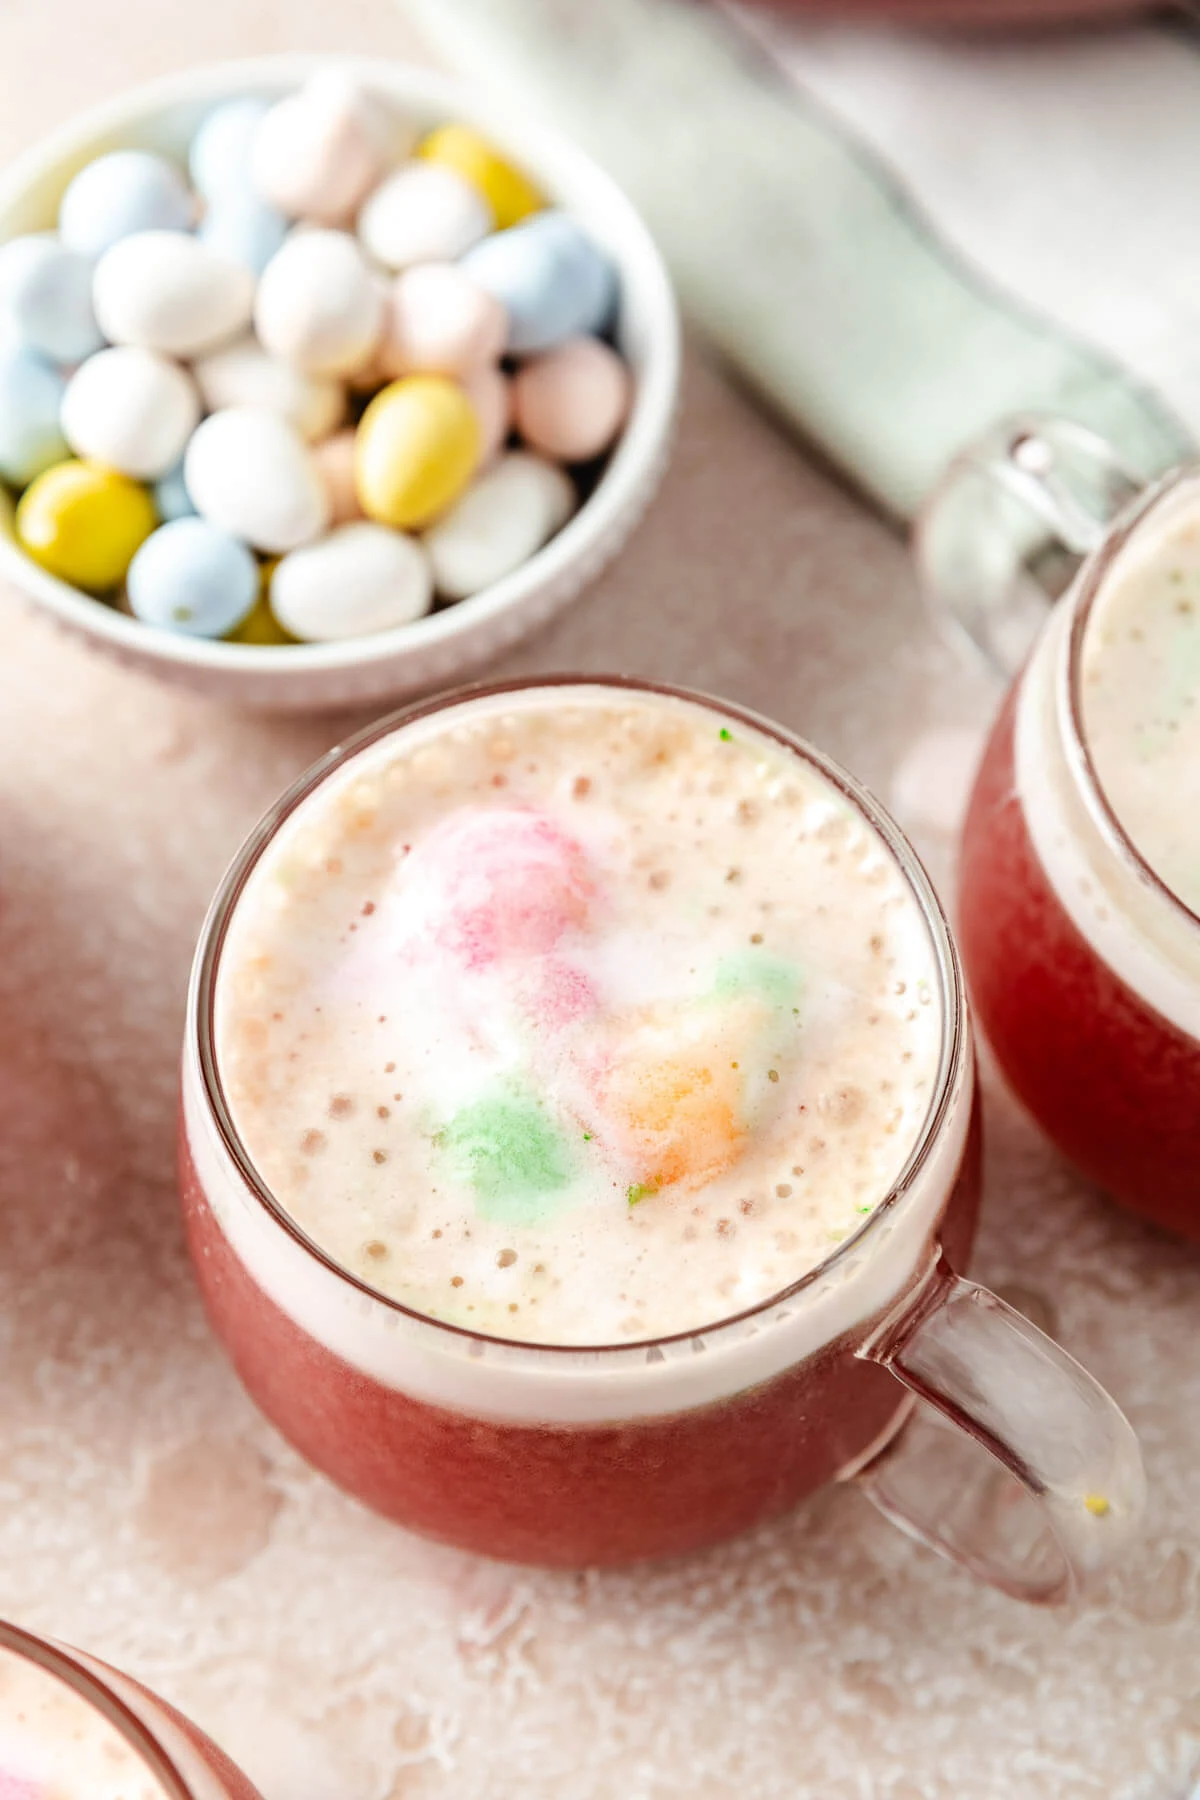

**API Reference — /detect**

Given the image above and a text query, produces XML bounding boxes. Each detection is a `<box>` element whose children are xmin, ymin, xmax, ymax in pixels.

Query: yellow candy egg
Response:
<box><xmin>226</xmin><ymin>561</ymin><xmax>295</xmax><ymax>645</ymax></box>
<box><xmin>416</xmin><ymin>124</ymin><xmax>543</xmax><ymax>231</ymax></box>
<box><xmin>354</xmin><ymin>375</ymin><xmax>480</xmax><ymax>530</ymax></box>
<box><xmin>16</xmin><ymin>459</ymin><xmax>156</xmax><ymax>592</ymax></box>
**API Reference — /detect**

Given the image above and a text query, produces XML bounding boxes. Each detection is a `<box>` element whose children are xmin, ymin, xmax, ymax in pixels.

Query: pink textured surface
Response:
<box><xmin>0</xmin><ymin>5</ymin><xmax>1198</xmax><ymax>1797</ymax></box>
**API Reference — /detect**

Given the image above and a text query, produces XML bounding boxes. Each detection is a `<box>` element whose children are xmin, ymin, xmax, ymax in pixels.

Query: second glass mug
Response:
<box><xmin>179</xmin><ymin>677</ymin><xmax>1142</xmax><ymax>1603</ymax></box>
<box><xmin>917</xmin><ymin>418</ymin><xmax>1200</xmax><ymax>1239</ymax></box>
<box><xmin>0</xmin><ymin>1617</ymin><xmax>262</xmax><ymax>1800</ymax></box>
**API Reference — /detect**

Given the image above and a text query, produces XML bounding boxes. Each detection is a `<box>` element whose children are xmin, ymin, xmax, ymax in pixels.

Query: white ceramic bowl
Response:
<box><xmin>0</xmin><ymin>56</ymin><xmax>680</xmax><ymax>711</ymax></box>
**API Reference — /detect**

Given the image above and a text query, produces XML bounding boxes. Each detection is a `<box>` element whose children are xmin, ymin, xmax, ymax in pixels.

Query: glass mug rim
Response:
<box><xmin>1059</xmin><ymin>462</ymin><xmax>1200</xmax><ymax>939</ymax></box>
<box><xmin>191</xmin><ymin>672</ymin><xmax>969</xmax><ymax>1364</ymax></box>
<box><xmin>0</xmin><ymin>1620</ymin><xmax>197</xmax><ymax>1800</ymax></box>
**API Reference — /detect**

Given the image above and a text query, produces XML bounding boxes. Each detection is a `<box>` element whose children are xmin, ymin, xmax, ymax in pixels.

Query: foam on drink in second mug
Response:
<box><xmin>216</xmin><ymin>688</ymin><xmax>943</xmax><ymax>1345</ymax></box>
<box><xmin>1078</xmin><ymin>504</ymin><xmax>1200</xmax><ymax>911</ymax></box>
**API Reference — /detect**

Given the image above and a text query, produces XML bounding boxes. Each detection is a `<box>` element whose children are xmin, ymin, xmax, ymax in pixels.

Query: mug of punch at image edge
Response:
<box><xmin>0</xmin><ymin>1618</ymin><xmax>262</xmax><ymax>1800</ymax></box>
<box><xmin>917</xmin><ymin>419</ymin><xmax>1200</xmax><ymax>1240</ymax></box>
<box><xmin>179</xmin><ymin>677</ymin><xmax>1142</xmax><ymax>1600</ymax></box>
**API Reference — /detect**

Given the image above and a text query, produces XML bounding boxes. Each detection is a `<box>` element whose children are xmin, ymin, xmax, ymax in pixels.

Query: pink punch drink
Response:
<box><xmin>181</xmin><ymin>679</ymin><xmax>1142</xmax><ymax>1599</ymax></box>
<box><xmin>953</xmin><ymin>459</ymin><xmax>1200</xmax><ymax>1238</ymax></box>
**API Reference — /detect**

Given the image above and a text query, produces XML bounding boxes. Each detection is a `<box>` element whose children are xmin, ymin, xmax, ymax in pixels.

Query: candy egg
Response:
<box><xmin>0</xmin><ymin>344</ymin><xmax>68</xmax><ymax>486</ymax></box>
<box><xmin>193</xmin><ymin>335</ymin><xmax>343</xmax><ymax>441</ymax></box>
<box><xmin>153</xmin><ymin>461</ymin><xmax>196</xmax><ymax>521</ymax></box>
<box><xmin>0</xmin><ymin>235</ymin><xmax>104</xmax><ymax>363</ymax></box>
<box><xmin>463</xmin><ymin>364</ymin><xmax>512</xmax><ymax>468</ymax></box>
<box><xmin>58</xmin><ymin>151</ymin><xmax>193</xmax><ymax>258</ymax></box>
<box><xmin>184</xmin><ymin>407</ymin><xmax>330</xmax><ymax>553</ymax></box>
<box><xmin>227</xmin><ymin>581</ymin><xmax>294</xmax><ymax>645</ymax></box>
<box><xmin>252</xmin><ymin>71</ymin><xmax>399</xmax><ymax>225</ymax></box>
<box><xmin>126</xmin><ymin>516</ymin><xmax>258</xmax><ymax>637</ymax></box>
<box><xmin>311</xmin><ymin>430</ymin><xmax>363</xmax><ymax>524</ymax></box>
<box><xmin>270</xmin><ymin>521</ymin><xmax>432</xmax><ymax>640</ymax></box>
<box><xmin>357</xmin><ymin>162</ymin><xmax>491</xmax><ymax>271</ymax></box>
<box><xmin>354</xmin><ymin>375</ymin><xmax>480</xmax><ymax>530</ymax></box>
<box><xmin>460</xmin><ymin>211</ymin><xmax>617</xmax><ymax>354</ymax></box>
<box><xmin>199</xmin><ymin>187</ymin><xmax>289</xmax><ymax>275</ymax></box>
<box><xmin>15</xmin><ymin>459</ymin><xmax>156</xmax><ymax>591</ymax></box>
<box><xmin>189</xmin><ymin>97</ymin><xmax>271</xmax><ymax>199</ymax></box>
<box><xmin>92</xmin><ymin>231</ymin><xmax>255</xmax><ymax>357</ymax></box>
<box><xmin>416</xmin><ymin>123</ymin><xmax>543</xmax><ymax>231</ymax></box>
<box><xmin>384</xmin><ymin>263</ymin><xmax>507</xmax><ymax>380</ymax></box>
<box><xmin>61</xmin><ymin>346</ymin><xmax>200</xmax><ymax>481</ymax></box>
<box><xmin>422</xmin><ymin>451</ymin><xmax>574</xmax><ymax>599</ymax></box>
<box><xmin>513</xmin><ymin>336</ymin><xmax>630</xmax><ymax>463</ymax></box>
<box><xmin>254</xmin><ymin>229</ymin><xmax>382</xmax><ymax>377</ymax></box>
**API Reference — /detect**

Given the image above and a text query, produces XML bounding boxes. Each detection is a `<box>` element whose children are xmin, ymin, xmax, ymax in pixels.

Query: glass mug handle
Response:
<box><xmin>850</xmin><ymin>1253</ymin><xmax>1144</xmax><ymax>1605</ymax></box>
<box><xmin>912</xmin><ymin>414</ymin><xmax>1145</xmax><ymax>676</ymax></box>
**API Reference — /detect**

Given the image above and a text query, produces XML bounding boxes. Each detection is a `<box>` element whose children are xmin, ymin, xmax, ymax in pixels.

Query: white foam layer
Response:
<box><xmin>1015</xmin><ymin>568</ymin><xmax>1200</xmax><ymax>1039</ymax></box>
<box><xmin>213</xmin><ymin>689</ymin><xmax>945</xmax><ymax>1346</ymax></box>
<box><xmin>0</xmin><ymin>1641</ymin><xmax>229</xmax><ymax>1800</ymax></box>
<box><xmin>185</xmin><ymin>685</ymin><xmax>974</xmax><ymax>1425</ymax></box>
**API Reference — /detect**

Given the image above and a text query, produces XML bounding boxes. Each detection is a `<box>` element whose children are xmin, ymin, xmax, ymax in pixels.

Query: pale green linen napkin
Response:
<box><xmin>403</xmin><ymin>0</ymin><xmax>1188</xmax><ymax>518</ymax></box>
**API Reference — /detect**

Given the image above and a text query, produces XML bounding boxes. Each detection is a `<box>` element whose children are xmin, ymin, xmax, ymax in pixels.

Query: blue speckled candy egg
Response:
<box><xmin>188</xmin><ymin>96</ymin><xmax>271</xmax><ymax>199</ymax></box>
<box><xmin>0</xmin><ymin>234</ymin><xmax>104</xmax><ymax>363</ymax></box>
<box><xmin>126</xmin><ymin>516</ymin><xmax>258</xmax><ymax>637</ymax></box>
<box><xmin>460</xmin><ymin>212</ymin><xmax>617</xmax><ymax>354</ymax></box>
<box><xmin>199</xmin><ymin>187</ymin><xmax>288</xmax><ymax>276</ymax></box>
<box><xmin>0</xmin><ymin>343</ymin><xmax>68</xmax><ymax>485</ymax></box>
<box><xmin>153</xmin><ymin>461</ymin><xmax>196</xmax><ymax>521</ymax></box>
<box><xmin>58</xmin><ymin>151</ymin><xmax>193</xmax><ymax>259</ymax></box>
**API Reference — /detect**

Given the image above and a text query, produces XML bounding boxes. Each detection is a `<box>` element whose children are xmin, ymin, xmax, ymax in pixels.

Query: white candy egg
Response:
<box><xmin>423</xmin><ymin>451</ymin><xmax>575</xmax><ymax>599</ymax></box>
<box><xmin>270</xmin><ymin>521</ymin><xmax>432</xmax><ymax>640</ymax></box>
<box><xmin>193</xmin><ymin>335</ymin><xmax>344</xmax><ymax>442</ymax></box>
<box><xmin>384</xmin><ymin>263</ymin><xmax>507</xmax><ymax>380</ymax></box>
<box><xmin>254</xmin><ymin>229</ymin><xmax>383</xmax><ymax>377</ymax></box>
<box><xmin>184</xmin><ymin>407</ymin><xmax>331</xmax><ymax>553</ymax></box>
<box><xmin>358</xmin><ymin>162</ymin><xmax>491</xmax><ymax>271</ymax></box>
<box><xmin>92</xmin><ymin>231</ymin><xmax>254</xmax><ymax>357</ymax></box>
<box><xmin>61</xmin><ymin>346</ymin><xmax>200</xmax><ymax>481</ymax></box>
<box><xmin>252</xmin><ymin>72</ymin><xmax>402</xmax><ymax>225</ymax></box>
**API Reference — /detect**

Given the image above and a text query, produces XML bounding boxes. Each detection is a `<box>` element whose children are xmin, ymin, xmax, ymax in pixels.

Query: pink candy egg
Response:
<box><xmin>311</xmin><ymin>429</ymin><xmax>363</xmax><ymax>524</ymax></box>
<box><xmin>462</xmin><ymin>363</ymin><xmax>512</xmax><ymax>467</ymax></box>
<box><xmin>384</xmin><ymin>263</ymin><xmax>507</xmax><ymax>380</ymax></box>
<box><xmin>513</xmin><ymin>336</ymin><xmax>630</xmax><ymax>464</ymax></box>
<box><xmin>253</xmin><ymin>71</ymin><xmax>398</xmax><ymax>226</ymax></box>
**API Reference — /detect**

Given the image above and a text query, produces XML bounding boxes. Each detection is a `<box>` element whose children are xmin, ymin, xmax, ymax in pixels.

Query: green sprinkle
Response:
<box><xmin>858</xmin><ymin>1204</ymin><xmax>872</xmax><ymax>1214</ymax></box>
<box><xmin>718</xmin><ymin>727</ymin><xmax>732</xmax><ymax>742</ymax></box>
<box><xmin>438</xmin><ymin>1090</ymin><xmax>572</xmax><ymax>1225</ymax></box>
<box><xmin>627</xmin><ymin>1182</ymin><xmax>657</xmax><ymax>1207</ymax></box>
<box><xmin>582</xmin><ymin>1132</ymin><xmax>593</xmax><ymax>1141</ymax></box>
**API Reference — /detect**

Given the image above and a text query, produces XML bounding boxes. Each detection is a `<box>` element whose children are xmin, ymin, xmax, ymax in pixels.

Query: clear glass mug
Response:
<box><xmin>180</xmin><ymin>677</ymin><xmax>1143</xmax><ymax>1603</ymax></box>
<box><xmin>0</xmin><ymin>1618</ymin><xmax>261</xmax><ymax>1799</ymax></box>
<box><xmin>916</xmin><ymin>418</ymin><xmax>1200</xmax><ymax>1238</ymax></box>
